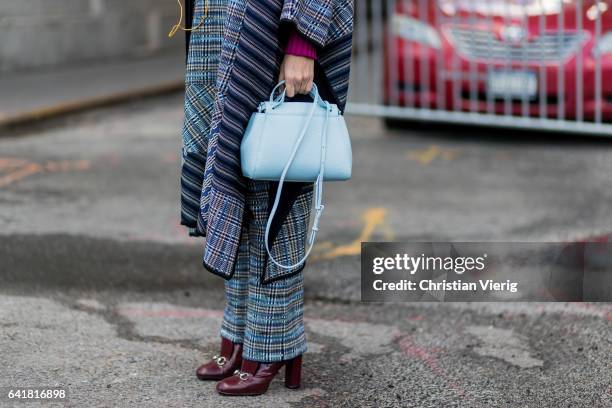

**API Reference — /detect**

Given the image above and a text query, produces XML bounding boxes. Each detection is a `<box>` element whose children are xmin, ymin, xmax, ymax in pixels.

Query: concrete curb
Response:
<box><xmin>0</xmin><ymin>80</ymin><xmax>184</xmax><ymax>129</ymax></box>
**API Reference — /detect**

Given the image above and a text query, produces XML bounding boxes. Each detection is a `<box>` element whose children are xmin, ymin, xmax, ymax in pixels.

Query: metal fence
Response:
<box><xmin>346</xmin><ymin>0</ymin><xmax>612</xmax><ymax>136</ymax></box>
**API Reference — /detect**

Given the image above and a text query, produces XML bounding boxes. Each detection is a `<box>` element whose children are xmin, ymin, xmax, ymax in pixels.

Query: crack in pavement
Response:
<box><xmin>1</xmin><ymin>294</ymin><xmax>328</xmax><ymax>407</ymax></box>
<box><xmin>67</xmin><ymin>298</ymin><xmax>212</xmax><ymax>354</ymax></box>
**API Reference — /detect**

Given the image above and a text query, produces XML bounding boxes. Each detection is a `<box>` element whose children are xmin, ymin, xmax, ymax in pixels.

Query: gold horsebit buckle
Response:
<box><xmin>233</xmin><ymin>370</ymin><xmax>250</xmax><ymax>381</ymax></box>
<box><xmin>212</xmin><ymin>355</ymin><xmax>227</xmax><ymax>367</ymax></box>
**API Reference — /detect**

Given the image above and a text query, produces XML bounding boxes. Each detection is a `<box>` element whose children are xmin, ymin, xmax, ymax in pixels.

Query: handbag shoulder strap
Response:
<box><xmin>264</xmin><ymin>87</ymin><xmax>331</xmax><ymax>271</ymax></box>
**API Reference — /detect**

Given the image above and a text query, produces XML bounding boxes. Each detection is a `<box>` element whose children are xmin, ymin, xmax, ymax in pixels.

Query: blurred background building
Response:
<box><xmin>0</xmin><ymin>0</ymin><xmax>181</xmax><ymax>73</ymax></box>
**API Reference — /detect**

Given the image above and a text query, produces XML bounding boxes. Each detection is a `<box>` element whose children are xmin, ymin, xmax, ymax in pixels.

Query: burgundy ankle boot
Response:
<box><xmin>216</xmin><ymin>355</ymin><xmax>302</xmax><ymax>396</ymax></box>
<box><xmin>196</xmin><ymin>337</ymin><xmax>243</xmax><ymax>381</ymax></box>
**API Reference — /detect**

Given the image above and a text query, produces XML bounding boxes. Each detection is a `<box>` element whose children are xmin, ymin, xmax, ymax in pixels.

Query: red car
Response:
<box><xmin>384</xmin><ymin>0</ymin><xmax>612</xmax><ymax>122</ymax></box>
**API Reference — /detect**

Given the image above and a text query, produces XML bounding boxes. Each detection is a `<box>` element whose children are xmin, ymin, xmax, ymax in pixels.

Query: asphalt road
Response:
<box><xmin>0</xmin><ymin>95</ymin><xmax>610</xmax><ymax>407</ymax></box>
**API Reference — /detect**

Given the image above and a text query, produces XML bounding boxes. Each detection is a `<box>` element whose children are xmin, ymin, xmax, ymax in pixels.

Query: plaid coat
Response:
<box><xmin>181</xmin><ymin>0</ymin><xmax>353</xmax><ymax>281</ymax></box>
<box><xmin>180</xmin><ymin>0</ymin><xmax>226</xmax><ymax>232</ymax></box>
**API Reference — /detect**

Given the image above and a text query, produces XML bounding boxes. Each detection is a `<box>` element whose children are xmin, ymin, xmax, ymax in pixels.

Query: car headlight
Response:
<box><xmin>392</xmin><ymin>14</ymin><xmax>442</xmax><ymax>50</ymax></box>
<box><xmin>594</xmin><ymin>32</ymin><xmax>612</xmax><ymax>55</ymax></box>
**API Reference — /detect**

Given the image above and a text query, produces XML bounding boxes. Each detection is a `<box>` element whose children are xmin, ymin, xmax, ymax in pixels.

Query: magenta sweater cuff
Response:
<box><xmin>285</xmin><ymin>28</ymin><xmax>317</xmax><ymax>60</ymax></box>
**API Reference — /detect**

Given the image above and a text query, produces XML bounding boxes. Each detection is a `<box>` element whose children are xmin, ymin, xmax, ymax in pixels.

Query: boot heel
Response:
<box><xmin>284</xmin><ymin>355</ymin><xmax>302</xmax><ymax>389</ymax></box>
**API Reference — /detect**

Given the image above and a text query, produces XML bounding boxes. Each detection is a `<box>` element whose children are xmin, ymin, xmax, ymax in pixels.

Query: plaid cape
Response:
<box><xmin>181</xmin><ymin>0</ymin><xmax>353</xmax><ymax>281</ymax></box>
<box><xmin>180</xmin><ymin>0</ymin><xmax>226</xmax><ymax>232</ymax></box>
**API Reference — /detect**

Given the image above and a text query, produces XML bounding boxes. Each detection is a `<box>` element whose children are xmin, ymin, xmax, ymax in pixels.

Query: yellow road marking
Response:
<box><xmin>0</xmin><ymin>158</ymin><xmax>91</xmax><ymax>187</ymax></box>
<box><xmin>44</xmin><ymin>159</ymin><xmax>91</xmax><ymax>172</ymax></box>
<box><xmin>0</xmin><ymin>158</ymin><xmax>29</xmax><ymax>169</ymax></box>
<box><xmin>313</xmin><ymin>241</ymin><xmax>334</xmax><ymax>250</ymax></box>
<box><xmin>313</xmin><ymin>207</ymin><xmax>394</xmax><ymax>260</ymax></box>
<box><xmin>0</xmin><ymin>163</ymin><xmax>42</xmax><ymax>187</ymax></box>
<box><xmin>406</xmin><ymin>145</ymin><xmax>458</xmax><ymax>165</ymax></box>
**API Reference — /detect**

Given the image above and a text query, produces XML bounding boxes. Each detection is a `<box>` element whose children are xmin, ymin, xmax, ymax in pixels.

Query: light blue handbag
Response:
<box><xmin>241</xmin><ymin>81</ymin><xmax>352</xmax><ymax>270</ymax></box>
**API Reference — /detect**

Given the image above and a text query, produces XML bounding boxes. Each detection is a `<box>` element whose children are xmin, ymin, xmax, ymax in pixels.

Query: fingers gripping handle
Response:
<box><xmin>269</xmin><ymin>80</ymin><xmax>326</xmax><ymax>109</ymax></box>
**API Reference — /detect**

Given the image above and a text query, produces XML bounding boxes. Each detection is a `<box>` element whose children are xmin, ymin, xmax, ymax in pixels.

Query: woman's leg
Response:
<box><xmin>220</xmin><ymin>228</ymin><xmax>250</xmax><ymax>344</ymax></box>
<box><xmin>215</xmin><ymin>165</ymin><xmax>314</xmax><ymax>395</ymax></box>
<box><xmin>242</xmin><ymin>266</ymin><xmax>306</xmax><ymax>362</ymax></box>
<box><xmin>196</xmin><ymin>227</ymin><xmax>249</xmax><ymax>380</ymax></box>
<box><xmin>242</xmin><ymin>180</ymin><xmax>307</xmax><ymax>363</ymax></box>
<box><xmin>216</xmin><ymin>180</ymin><xmax>306</xmax><ymax>395</ymax></box>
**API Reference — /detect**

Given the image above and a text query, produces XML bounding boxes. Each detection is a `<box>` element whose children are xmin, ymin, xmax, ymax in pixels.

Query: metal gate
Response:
<box><xmin>346</xmin><ymin>0</ymin><xmax>612</xmax><ymax>136</ymax></box>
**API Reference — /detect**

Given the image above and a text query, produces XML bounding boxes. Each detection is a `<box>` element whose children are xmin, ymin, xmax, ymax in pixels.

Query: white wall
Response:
<box><xmin>0</xmin><ymin>0</ymin><xmax>184</xmax><ymax>73</ymax></box>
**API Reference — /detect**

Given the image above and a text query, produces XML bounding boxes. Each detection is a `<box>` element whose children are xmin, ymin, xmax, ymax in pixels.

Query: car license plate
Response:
<box><xmin>487</xmin><ymin>71</ymin><xmax>537</xmax><ymax>99</ymax></box>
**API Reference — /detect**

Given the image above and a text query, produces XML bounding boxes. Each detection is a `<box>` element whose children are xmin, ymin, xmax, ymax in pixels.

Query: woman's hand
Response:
<box><xmin>279</xmin><ymin>55</ymin><xmax>314</xmax><ymax>98</ymax></box>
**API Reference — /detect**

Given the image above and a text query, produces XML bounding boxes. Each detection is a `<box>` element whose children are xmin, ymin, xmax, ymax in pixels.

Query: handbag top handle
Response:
<box><xmin>268</xmin><ymin>81</ymin><xmax>330</xmax><ymax>111</ymax></box>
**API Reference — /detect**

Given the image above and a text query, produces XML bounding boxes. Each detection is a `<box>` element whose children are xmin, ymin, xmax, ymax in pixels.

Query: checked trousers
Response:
<box><xmin>219</xmin><ymin>180</ymin><xmax>312</xmax><ymax>362</ymax></box>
